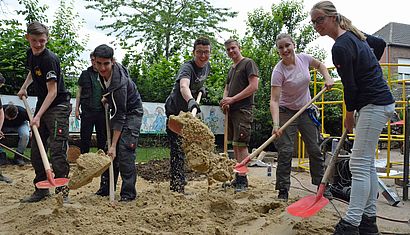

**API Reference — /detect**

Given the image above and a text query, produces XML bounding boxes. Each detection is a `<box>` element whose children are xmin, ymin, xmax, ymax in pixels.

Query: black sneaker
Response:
<box><xmin>20</xmin><ymin>189</ymin><xmax>50</xmax><ymax>203</ymax></box>
<box><xmin>333</xmin><ymin>219</ymin><xmax>359</xmax><ymax>235</ymax></box>
<box><xmin>234</xmin><ymin>175</ymin><xmax>248</xmax><ymax>193</ymax></box>
<box><xmin>359</xmin><ymin>214</ymin><xmax>379</xmax><ymax>235</ymax></box>
<box><xmin>95</xmin><ymin>188</ymin><xmax>109</xmax><ymax>197</ymax></box>
<box><xmin>13</xmin><ymin>156</ymin><xmax>25</xmax><ymax>167</ymax></box>
<box><xmin>119</xmin><ymin>197</ymin><xmax>135</xmax><ymax>202</ymax></box>
<box><xmin>278</xmin><ymin>189</ymin><xmax>288</xmax><ymax>201</ymax></box>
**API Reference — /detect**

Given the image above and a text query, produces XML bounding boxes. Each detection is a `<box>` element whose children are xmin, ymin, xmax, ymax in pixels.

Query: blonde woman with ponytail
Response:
<box><xmin>310</xmin><ymin>1</ymin><xmax>395</xmax><ymax>235</ymax></box>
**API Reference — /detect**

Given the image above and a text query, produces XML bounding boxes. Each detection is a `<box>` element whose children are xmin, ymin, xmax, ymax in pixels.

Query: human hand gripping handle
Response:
<box><xmin>188</xmin><ymin>91</ymin><xmax>202</xmax><ymax>115</ymax></box>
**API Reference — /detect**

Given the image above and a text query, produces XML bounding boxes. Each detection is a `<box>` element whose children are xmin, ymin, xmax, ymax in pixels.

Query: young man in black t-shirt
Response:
<box><xmin>2</xmin><ymin>103</ymin><xmax>30</xmax><ymax>166</ymax></box>
<box><xmin>18</xmin><ymin>22</ymin><xmax>71</xmax><ymax>203</ymax></box>
<box><xmin>164</xmin><ymin>37</ymin><xmax>210</xmax><ymax>194</ymax></box>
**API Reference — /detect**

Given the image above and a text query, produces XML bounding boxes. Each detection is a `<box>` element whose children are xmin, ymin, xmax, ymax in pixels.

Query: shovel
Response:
<box><xmin>0</xmin><ymin>142</ymin><xmax>30</xmax><ymax>161</ymax></box>
<box><xmin>287</xmin><ymin>129</ymin><xmax>349</xmax><ymax>218</ymax></box>
<box><xmin>22</xmin><ymin>96</ymin><xmax>70</xmax><ymax>188</ymax></box>
<box><xmin>168</xmin><ymin>92</ymin><xmax>202</xmax><ymax>135</ymax></box>
<box><xmin>105</xmin><ymin>103</ymin><xmax>115</xmax><ymax>204</ymax></box>
<box><xmin>234</xmin><ymin>87</ymin><xmax>327</xmax><ymax>174</ymax></box>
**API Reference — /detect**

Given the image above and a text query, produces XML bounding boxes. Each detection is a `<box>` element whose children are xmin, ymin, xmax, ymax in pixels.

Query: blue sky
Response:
<box><xmin>3</xmin><ymin>0</ymin><xmax>410</xmax><ymax>66</ymax></box>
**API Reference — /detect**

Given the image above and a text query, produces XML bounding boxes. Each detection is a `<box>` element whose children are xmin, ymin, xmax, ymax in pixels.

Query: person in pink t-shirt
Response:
<box><xmin>270</xmin><ymin>33</ymin><xmax>334</xmax><ymax>201</ymax></box>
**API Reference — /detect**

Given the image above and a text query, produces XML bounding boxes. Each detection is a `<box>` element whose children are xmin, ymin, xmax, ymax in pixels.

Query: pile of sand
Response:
<box><xmin>170</xmin><ymin>112</ymin><xmax>235</xmax><ymax>182</ymax></box>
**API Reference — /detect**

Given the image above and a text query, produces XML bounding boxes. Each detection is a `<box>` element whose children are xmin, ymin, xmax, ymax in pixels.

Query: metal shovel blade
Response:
<box><xmin>168</xmin><ymin>118</ymin><xmax>183</xmax><ymax>135</ymax></box>
<box><xmin>35</xmin><ymin>170</ymin><xmax>70</xmax><ymax>188</ymax></box>
<box><xmin>286</xmin><ymin>184</ymin><xmax>329</xmax><ymax>218</ymax></box>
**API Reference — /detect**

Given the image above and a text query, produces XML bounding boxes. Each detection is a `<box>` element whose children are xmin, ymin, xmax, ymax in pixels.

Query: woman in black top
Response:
<box><xmin>310</xmin><ymin>1</ymin><xmax>395</xmax><ymax>234</ymax></box>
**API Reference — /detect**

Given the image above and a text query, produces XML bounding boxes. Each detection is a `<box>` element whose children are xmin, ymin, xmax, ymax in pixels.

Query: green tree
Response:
<box><xmin>240</xmin><ymin>0</ymin><xmax>325</xmax><ymax>148</ymax></box>
<box><xmin>0</xmin><ymin>0</ymin><xmax>87</xmax><ymax>95</ymax></box>
<box><xmin>48</xmin><ymin>0</ymin><xmax>88</xmax><ymax>94</ymax></box>
<box><xmin>85</xmin><ymin>0</ymin><xmax>237</xmax><ymax>61</ymax></box>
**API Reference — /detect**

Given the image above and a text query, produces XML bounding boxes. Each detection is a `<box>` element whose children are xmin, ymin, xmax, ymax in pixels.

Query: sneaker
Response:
<box><xmin>119</xmin><ymin>197</ymin><xmax>135</xmax><ymax>202</ymax></box>
<box><xmin>13</xmin><ymin>157</ymin><xmax>25</xmax><ymax>167</ymax></box>
<box><xmin>359</xmin><ymin>214</ymin><xmax>379</xmax><ymax>235</ymax></box>
<box><xmin>95</xmin><ymin>188</ymin><xmax>109</xmax><ymax>197</ymax></box>
<box><xmin>0</xmin><ymin>152</ymin><xmax>9</xmax><ymax>165</ymax></box>
<box><xmin>333</xmin><ymin>219</ymin><xmax>359</xmax><ymax>235</ymax></box>
<box><xmin>234</xmin><ymin>175</ymin><xmax>248</xmax><ymax>193</ymax></box>
<box><xmin>277</xmin><ymin>189</ymin><xmax>288</xmax><ymax>201</ymax></box>
<box><xmin>20</xmin><ymin>189</ymin><xmax>50</xmax><ymax>203</ymax></box>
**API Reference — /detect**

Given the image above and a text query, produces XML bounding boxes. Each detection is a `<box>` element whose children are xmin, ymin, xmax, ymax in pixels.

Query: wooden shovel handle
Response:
<box><xmin>22</xmin><ymin>96</ymin><xmax>51</xmax><ymax>171</ymax></box>
<box><xmin>105</xmin><ymin>103</ymin><xmax>115</xmax><ymax>204</ymax></box>
<box><xmin>191</xmin><ymin>91</ymin><xmax>202</xmax><ymax>116</ymax></box>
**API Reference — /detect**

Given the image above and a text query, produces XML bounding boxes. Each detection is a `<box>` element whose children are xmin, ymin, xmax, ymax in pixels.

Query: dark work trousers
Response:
<box><xmin>31</xmin><ymin>103</ymin><xmax>70</xmax><ymax>188</ymax></box>
<box><xmin>166</xmin><ymin>126</ymin><xmax>185</xmax><ymax>193</ymax></box>
<box><xmin>274</xmin><ymin>107</ymin><xmax>324</xmax><ymax>191</ymax></box>
<box><xmin>98</xmin><ymin>114</ymin><xmax>141</xmax><ymax>200</ymax></box>
<box><xmin>80</xmin><ymin>110</ymin><xmax>106</xmax><ymax>153</ymax></box>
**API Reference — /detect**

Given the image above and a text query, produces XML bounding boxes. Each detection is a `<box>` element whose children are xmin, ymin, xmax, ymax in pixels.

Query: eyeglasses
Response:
<box><xmin>311</xmin><ymin>15</ymin><xmax>328</xmax><ymax>26</ymax></box>
<box><xmin>195</xmin><ymin>50</ymin><xmax>210</xmax><ymax>56</ymax></box>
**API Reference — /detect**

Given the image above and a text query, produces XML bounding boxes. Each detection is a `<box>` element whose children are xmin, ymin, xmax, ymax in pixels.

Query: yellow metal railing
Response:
<box><xmin>296</xmin><ymin>63</ymin><xmax>410</xmax><ymax>179</ymax></box>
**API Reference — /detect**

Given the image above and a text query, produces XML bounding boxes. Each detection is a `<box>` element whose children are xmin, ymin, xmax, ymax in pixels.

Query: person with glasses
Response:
<box><xmin>310</xmin><ymin>1</ymin><xmax>395</xmax><ymax>234</ymax></box>
<box><xmin>165</xmin><ymin>37</ymin><xmax>211</xmax><ymax>194</ymax></box>
<box><xmin>220</xmin><ymin>38</ymin><xmax>259</xmax><ymax>192</ymax></box>
<box><xmin>270</xmin><ymin>33</ymin><xmax>334</xmax><ymax>201</ymax></box>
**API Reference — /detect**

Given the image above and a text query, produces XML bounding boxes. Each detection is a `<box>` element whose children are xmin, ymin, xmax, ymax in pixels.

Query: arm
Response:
<box><xmin>75</xmin><ymin>86</ymin><xmax>82</xmax><ymax>120</ymax></box>
<box><xmin>31</xmin><ymin>80</ymin><xmax>57</xmax><ymax>128</ymax></box>
<box><xmin>107</xmin><ymin>129</ymin><xmax>122</xmax><ymax>159</ymax></box>
<box><xmin>269</xmin><ymin>86</ymin><xmax>282</xmax><ymax>136</ymax></box>
<box><xmin>17</xmin><ymin>72</ymin><xmax>33</xmax><ymax>98</ymax></box>
<box><xmin>344</xmin><ymin>111</ymin><xmax>355</xmax><ymax>133</ymax></box>
<box><xmin>220</xmin><ymin>75</ymin><xmax>258</xmax><ymax>107</ymax></box>
<box><xmin>179</xmin><ymin>78</ymin><xmax>193</xmax><ymax>102</ymax></box>
<box><xmin>310</xmin><ymin>58</ymin><xmax>334</xmax><ymax>90</ymax></box>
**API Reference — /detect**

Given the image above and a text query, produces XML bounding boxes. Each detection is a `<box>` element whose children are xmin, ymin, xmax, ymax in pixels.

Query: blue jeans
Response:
<box><xmin>344</xmin><ymin>103</ymin><xmax>395</xmax><ymax>226</ymax></box>
<box><xmin>2</xmin><ymin>121</ymin><xmax>30</xmax><ymax>154</ymax></box>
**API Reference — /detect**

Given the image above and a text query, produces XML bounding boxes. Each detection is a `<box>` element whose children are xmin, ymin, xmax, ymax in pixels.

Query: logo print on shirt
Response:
<box><xmin>34</xmin><ymin>66</ymin><xmax>42</xmax><ymax>77</ymax></box>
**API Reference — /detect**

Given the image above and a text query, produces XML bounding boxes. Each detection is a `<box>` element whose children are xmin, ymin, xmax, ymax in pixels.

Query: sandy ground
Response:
<box><xmin>1</xmin><ymin>160</ymin><xmax>410</xmax><ymax>235</ymax></box>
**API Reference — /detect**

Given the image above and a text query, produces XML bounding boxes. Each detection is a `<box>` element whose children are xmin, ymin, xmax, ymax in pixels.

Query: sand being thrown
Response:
<box><xmin>169</xmin><ymin>112</ymin><xmax>235</xmax><ymax>182</ymax></box>
<box><xmin>68</xmin><ymin>150</ymin><xmax>111</xmax><ymax>189</ymax></box>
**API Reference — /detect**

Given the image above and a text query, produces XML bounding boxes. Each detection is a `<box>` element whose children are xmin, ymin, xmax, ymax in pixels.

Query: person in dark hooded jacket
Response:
<box><xmin>93</xmin><ymin>44</ymin><xmax>143</xmax><ymax>202</ymax></box>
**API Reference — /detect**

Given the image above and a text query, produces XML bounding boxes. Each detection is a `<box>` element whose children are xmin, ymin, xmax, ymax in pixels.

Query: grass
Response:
<box><xmin>1</xmin><ymin>147</ymin><xmax>169</xmax><ymax>164</ymax></box>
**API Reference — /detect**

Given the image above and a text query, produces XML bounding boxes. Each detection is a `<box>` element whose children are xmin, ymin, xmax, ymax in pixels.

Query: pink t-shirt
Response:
<box><xmin>271</xmin><ymin>53</ymin><xmax>313</xmax><ymax>110</ymax></box>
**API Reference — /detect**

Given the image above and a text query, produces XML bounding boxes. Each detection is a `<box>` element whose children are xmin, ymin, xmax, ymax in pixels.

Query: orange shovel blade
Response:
<box><xmin>168</xmin><ymin>119</ymin><xmax>183</xmax><ymax>135</ymax></box>
<box><xmin>286</xmin><ymin>194</ymin><xmax>329</xmax><ymax>218</ymax></box>
<box><xmin>36</xmin><ymin>178</ymin><xmax>70</xmax><ymax>189</ymax></box>
<box><xmin>233</xmin><ymin>164</ymin><xmax>249</xmax><ymax>174</ymax></box>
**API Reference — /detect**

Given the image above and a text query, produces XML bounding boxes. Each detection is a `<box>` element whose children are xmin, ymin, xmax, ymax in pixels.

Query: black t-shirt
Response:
<box><xmin>165</xmin><ymin>60</ymin><xmax>210</xmax><ymax>116</ymax></box>
<box><xmin>3</xmin><ymin>105</ymin><xmax>29</xmax><ymax>128</ymax></box>
<box><xmin>332</xmin><ymin>31</ymin><xmax>394</xmax><ymax>112</ymax></box>
<box><xmin>26</xmin><ymin>48</ymin><xmax>70</xmax><ymax>111</ymax></box>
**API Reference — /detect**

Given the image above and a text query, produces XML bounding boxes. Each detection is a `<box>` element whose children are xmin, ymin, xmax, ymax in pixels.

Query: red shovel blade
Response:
<box><xmin>36</xmin><ymin>178</ymin><xmax>70</xmax><ymax>189</ymax></box>
<box><xmin>286</xmin><ymin>184</ymin><xmax>329</xmax><ymax>218</ymax></box>
<box><xmin>233</xmin><ymin>164</ymin><xmax>249</xmax><ymax>174</ymax></box>
<box><xmin>35</xmin><ymin>170</ymin><xmax>69</xmax><ymax>189</ymax></box>
<box><xmin>168</xmin><ymin>119</ymin><xmax>183</xmax><ymax>135</ymax></box>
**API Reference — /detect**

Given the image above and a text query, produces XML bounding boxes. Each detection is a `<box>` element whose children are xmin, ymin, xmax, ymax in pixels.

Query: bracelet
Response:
<box><xmin>272</xmin><ymin>123</ymin><xmax>280</xmax><ymax>129</ymax></box>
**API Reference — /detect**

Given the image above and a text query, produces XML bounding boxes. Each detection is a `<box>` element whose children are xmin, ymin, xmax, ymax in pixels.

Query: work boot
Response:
<box><xmin>56</xmin><ymin>185</ymin><xmax>70</xmax><ymax>203</ymax></box>
<box><xmin>359</xmin><ymin>214</ymin><xmax>380</xmax><ymax>235</ymax></box>
<box><xmin>95</xmin><ymin>187</ymin><xmax>109</xmax><ymax>197</ymax></box>
<box><xmin>234</xmin><ymin>175</ymin><xmax>248</xmax><ymax>193</ymax></box>
<box><xmin>333</xmin><ymin>219</ymin><xmax>359</xmax><ymax>235</ymax></box>
<box><xmin>0</xmin><ymin>174</ymin><xmax>13</xmax><ymax>183</ymax></box>
<box><xmin>277</xmin><ymin>188</ymin><xmax>289</xmax><ymax>201</ymax></box>
<box><xmin>13</xmin><ymin>154</ymin><xmax>25</xmax><ymax>167</ymax></box>
<box><xmin>20</xmin><ymin>189</ymin><xmax>50</xmax><ymax>203</ymax></box>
